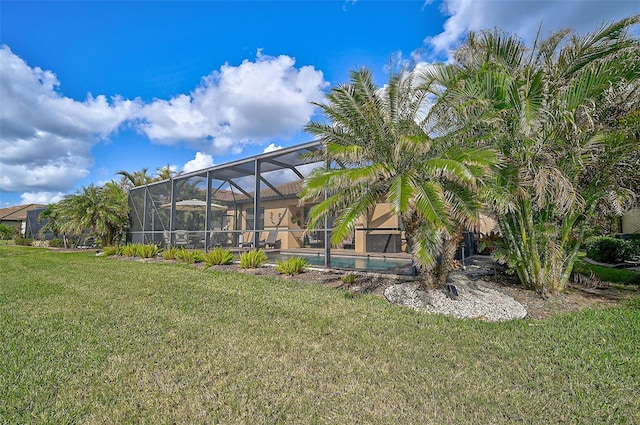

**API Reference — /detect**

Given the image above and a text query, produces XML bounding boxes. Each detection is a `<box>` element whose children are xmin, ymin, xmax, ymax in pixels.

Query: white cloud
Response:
<box><xmin>20</xmin><ymin>191</ymin><xmax>65</xmax><ymax>204</ymax></box>
<box><xmin>425</xmin><ymin>0</ymin><xmax>640</xmax><ymax>58</ymax></box>
<box><xmin>263</xmin><ymin>143</ymin><xmax>283</xmax><ymax>153</ymax></box>
<box><xmin>135</xmin><ymin>52</ymin><xmax>328</xmax><ymax>154</ymax></box>
<box><xmin>183</xmin><ymin>152</ymin><xmax>214</xmax><ymax>174</ymax></box>
<box><xmin>0</xmin><ymin>45</ymin><xmax>136</xmax><ymax>193</ymax></box>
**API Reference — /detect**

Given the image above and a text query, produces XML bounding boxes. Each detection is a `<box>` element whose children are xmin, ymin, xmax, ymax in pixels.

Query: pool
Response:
<box><xmin>268</xmin><ymin>252</ymin><xmax>413</xmax><ymax>274</ymax></box>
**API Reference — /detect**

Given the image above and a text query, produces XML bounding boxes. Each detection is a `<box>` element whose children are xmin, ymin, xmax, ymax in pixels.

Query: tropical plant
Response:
<box><xmin>102</xmin><ymin>245</ymin><xmax>124</xmax><ymax>256</ymax></box>
<box><xmin>584</xmin><ymin>236</ymin><xmax>635</xmax><ymax>264</ymax></box>
<box><xmin>239</xmin><ymin>249</ymin><xmax>269</xmax><ymax>269</ymax></box>
<box><xmin>162</xmin><ymin>246</ymin><xmax>179</xmax><ymax>260</ymax></box>
<box><xmin>133</xmin><ymin>243</ymin><xmax>160</xmax><ymax>259</ymax></box>
<box><xmin>48</xmin><ymin>238</ymin><xmax>65</xmax><ymax>248</ymax></box>
<box><xmin>341</xmin><ymin>272</ymin><xmax>357</xmax><ymax>285</ymax></box>
<box><xmin>275</xmin><ymin>256</ymin><xmax>309</xmax><ymax>275</ymax></box>
<box><xmin>432</xmin><ymin>15</ymin><xmax>640</xmax><ymax>295</ymax></box>
<box><xmin>14</xmin><ymin>238</ymin><xmax>33</xmax><ymax>246</ymax></box>
<box><xmin>0</xmin><ymin>224</ymin><xmax>14</xmax><ymax>241</ymax></box>
<box><xmin>116</xmin><ymin>165</ymin><xmax>179</xmax><ymax>191</ymax></box>
<box><xmin>301</xmin><ymin>68</ymin><xmax>498</xmax><ymax>288</ymax></box>
<box><xmin>42</xmin><ymin>183</ymin><xmax>129</xmax><ymax>247</ymax></box>
<box><xmin>203</xmin><ymin>248</ymin><xmax>235</xmax><ymax>269</ymax></box>
<box><xmin>121</xmin><ymin>244</ymin><xmax>138</xmax><ymax>257</ymax></box>
<box><xmin>175</xmin><ymin>248</ymin><xmax>204</xmax><ymax>264</ymax></box>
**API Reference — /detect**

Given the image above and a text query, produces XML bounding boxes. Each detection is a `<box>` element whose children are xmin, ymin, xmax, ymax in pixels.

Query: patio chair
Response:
<box><xmin>174</xmin><ymin>230</ymin><xmax>189</xmax><ymax>247</ymax></box>
<box><xmin>306</xmin><ymin>232</ymin><xmax>323</xmax><ymax>248</ymax></box>
<box><xmin>260</xmin><ymin>230</ymin><xmax>280</xmax><ymax>249</ymax></box>
<box><xmin>210</xmin><ymin>229</ymin><xmax>228</xmax><ymax>247</ymax></box>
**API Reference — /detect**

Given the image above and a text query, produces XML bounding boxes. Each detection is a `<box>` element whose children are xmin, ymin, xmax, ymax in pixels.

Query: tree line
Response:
<box><xmin>302</xmin><ymin>15</ymin><xmax>639</xmax><ymax>295</ymax></box>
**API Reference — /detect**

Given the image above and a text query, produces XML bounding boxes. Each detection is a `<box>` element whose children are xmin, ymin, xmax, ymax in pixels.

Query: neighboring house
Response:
<box><xmin>0</xmin><ymin>204</ymin><xmax>47</xmax><ymax>237</ymax></box>
<box><xmin>621</xmin><ymin>206</ymin><xmax>640</xmax><ymax>234</ymax></box>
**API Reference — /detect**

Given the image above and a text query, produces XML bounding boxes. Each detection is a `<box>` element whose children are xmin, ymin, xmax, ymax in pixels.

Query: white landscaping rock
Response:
<box><xmin>384</xmin><ymin>272</ymin><xmax>528</xmax><ymax>322</ymax></box>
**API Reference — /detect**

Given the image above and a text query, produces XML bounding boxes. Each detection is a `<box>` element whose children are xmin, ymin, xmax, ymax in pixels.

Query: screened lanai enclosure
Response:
<box><xmin>128</xmin><ymin>141</ymin><xmax>338</xmax><ymax>266</ymax></box>
<box><xmin>127</xmin><ymin>140</ymin><xmax>476</xmax><ymax>273</ymax></box>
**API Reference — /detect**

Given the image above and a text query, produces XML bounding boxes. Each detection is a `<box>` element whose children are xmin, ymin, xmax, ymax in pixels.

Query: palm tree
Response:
<box><xmin>116</xmin><ymin>168</ymin><xmax>155</xmax><ymax>191</ymax></box>
<box><xmin>301</xmin><ymin>68</ymin><xmax>498</xmax><ymax>288</ymax></box>
<box><xmin>48</xmin><ymin>183</ymin><xmax>129</xmax><ymax>247</ymax></box>
<box><xmin>435</xmin><ymin>15</ymin><xmax>640</xmax><ymax>295</ymax></box>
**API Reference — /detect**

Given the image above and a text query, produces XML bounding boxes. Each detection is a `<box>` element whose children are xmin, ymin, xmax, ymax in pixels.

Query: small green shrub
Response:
<box><xmin>203</xmin><ymin>248</ymin><xmax>235</xmax><ymax>269</ymax></box>
<box><xmin>121</xmin><ymin>244</ymin><xmax>138</xmax><ymax>257</ymax></box>
<box><xmin>15</xmin><ymin>238</ymin><xmax>33</xmax><ymax>246</ymax></box>
<box><xmin>102</xmin><ymin>245</ymin><xmax>124</xmax><ymax>256</ymax></box>
<box><xmin>624</xmin><ymin>234</ymin><xmax>640</xmax><ymax>256</ymax></box>
<box><xmin>175</xmin><ymin>248</ymin><xmax>204</xmax><ymax>264</ymax></box>
<box><xmin>584</xmin><ymin>236</ymin><xmax>635</xmax><ymax>263</ymax></box>
<box><xmin>239</xmin><ymin>249</ymin><xmax>269</xmax><ymax>269</ymax></box>
<box><xmin>341</xmin><ymin>272</ymin><xmax>357</xmax><ymax>285</ymax></box>
<box><xmin>49</xmin><ymin>238</ymin><xmax>65</xmax><ymax>248</ymax></box>
<box><xmin>275</xmin><ymin>256</ymin><xmax>309</xmax><ymax>275</ymax></box>
<box><xmin>162</xmin><ymin>246</ymin><xmax>179</xmax><ymax>260</ymax></box>
<box><xmin>136</xmin><ymin>244</ymin><xmax>160</xmax><ymax>258</ymax></box>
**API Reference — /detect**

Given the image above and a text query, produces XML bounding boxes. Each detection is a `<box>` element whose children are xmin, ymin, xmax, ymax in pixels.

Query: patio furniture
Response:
<box><xmin>210</xmin><ymin>229</ymin><xmax>229</xmax><ymax>247</ymax></box>
<box><xmin>260</xmin><ymin>230</ymin><xmax>280</xmax><ymax>249</ymax></box>
<box><xmin>306</xmin><ymin>232</ymin><xmax>323</xmax><ymax>248</ymax></box>
<box><xmin>174</xmin><ymin>230</ymin><xmax>190</xmax><ymax>247</ymax></box>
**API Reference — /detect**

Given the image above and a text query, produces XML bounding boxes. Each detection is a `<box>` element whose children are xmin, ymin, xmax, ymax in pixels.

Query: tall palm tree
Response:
<box><xmin>434</xmin><ymin>15</ymin><xmax>640</xmax><ymax>295</ymax></box>
<box><xmin>48</xmin><ymin>183</ymin><xmax>129</xmax><ymax>247</ymax></box>
<box><xmin>301</xmin><ymin>68</ymin><xmax>498</xmax><ymax>287</ymax></box>
<box><xmin>117</xmin><ymin>168</ymin><xmax>152</xmax><ymax>191</ymax></box>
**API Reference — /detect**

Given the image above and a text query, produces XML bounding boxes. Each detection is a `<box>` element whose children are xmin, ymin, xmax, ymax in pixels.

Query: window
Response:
<box><xmin>245</xmin><ymin>208</ymin><xmax>264</xmax><ymax>230</ymax></box>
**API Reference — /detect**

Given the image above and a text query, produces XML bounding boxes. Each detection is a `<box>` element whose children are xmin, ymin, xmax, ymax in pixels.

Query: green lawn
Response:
<box><xmin>574</xmin><ymin>255</ymin><xmax>640</xmax><ymax>286</ymax></box>
<box><xmin>1</xmin><ymin>246</ymin><xmax>639</xmax><ymax>424</ymax></box>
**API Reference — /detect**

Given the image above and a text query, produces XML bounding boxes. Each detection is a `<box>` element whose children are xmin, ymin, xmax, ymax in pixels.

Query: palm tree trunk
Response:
<box><xmin>438</xmin><ymin>230</ymin><xmax>464</xmax><ymax>286</ymax></box>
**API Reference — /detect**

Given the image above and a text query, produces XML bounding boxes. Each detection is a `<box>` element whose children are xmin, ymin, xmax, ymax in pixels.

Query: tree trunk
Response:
<box><xmin>438</xmin><ymin>231</ymin><xmax>464</xmax><ymax>286</ymax></box>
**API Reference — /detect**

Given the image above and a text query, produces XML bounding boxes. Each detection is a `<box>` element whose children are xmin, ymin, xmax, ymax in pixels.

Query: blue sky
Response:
<box><xmin>1</xmin><ymin>0</ymin><xmax>638</xmax><ymax>207</ymax></box>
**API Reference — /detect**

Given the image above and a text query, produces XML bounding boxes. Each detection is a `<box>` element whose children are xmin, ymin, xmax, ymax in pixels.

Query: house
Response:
<box><xmin>0</xmin><ymin>204</ymin><xmax>47</xmax><ymax>236</ymax></box>
<box><xmin>621</xmin><ymin>206</ymin><xmax>640</xmax><ymax>234</ymax></box>
<box><xmin>126</xmin><ymin>140</ymin><xmax>479</xmax><ymax>260</ymax></box>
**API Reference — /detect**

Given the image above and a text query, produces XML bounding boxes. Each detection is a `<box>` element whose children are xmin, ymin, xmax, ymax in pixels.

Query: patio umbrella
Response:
<box><xmin>475</xmin><ymin>214</ymin><xmax>499</xmax><ymax>235</ymax></box>
<box><xmin>160</xmin><ymin>199</ymin><xmax>227</xmax><ymax>212</ymax></box>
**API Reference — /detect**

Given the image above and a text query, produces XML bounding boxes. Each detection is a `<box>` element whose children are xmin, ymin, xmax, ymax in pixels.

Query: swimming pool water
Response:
<box><xmin>268</xmin><ymin>252</ymin><xmax>412</xmax><ymax>273</ymax></box>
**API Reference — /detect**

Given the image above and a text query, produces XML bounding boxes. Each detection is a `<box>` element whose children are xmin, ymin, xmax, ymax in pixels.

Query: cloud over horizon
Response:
<box><xmin>135</xmin><ymin>52</ymin><xmax>328</xmax><ymax>153</ymax></box>
<box><xmin>425</xmin><ymin>0</ymin><xmax>640</xmax><ymax>57</ymax></box>
<box><xmin>182</xmin><ymin>152</ymin><xmax>214</xmax><ymax>174</ymax></box>
<box><xmin>1</xmin><ymin>47</ymin><xmax>328</xmax><ymax>203</ymax></box>
<box><xmin>0</xmin><ymin>45</ymin><xmax>136</xmax><ymax>195</ymax></box>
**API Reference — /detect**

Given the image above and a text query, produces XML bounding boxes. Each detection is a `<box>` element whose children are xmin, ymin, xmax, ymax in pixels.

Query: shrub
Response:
<box><xmin>239</xmin><ymin>249</ymin><xmax>269</xmax><ymax>269</ymax></box>
<box><xmin>102</xmin><ymin>245</ymin><xmax>124</xmax><ymax>256</ymax></box>
<box><xmin>341</xmin><ymin>272</ymin><xmax>357</xmax><ymax>285</ymax></box>
<box><xmin>175</xmin><ymin>248</ymin><xmax>204</xmax><ymax>264</ymax></box>
<box><xmin>121</xmin><ymin>244</ymin><xmax>138</xmax><ymax>257</ymax></box>
<box><xmin>15</xmin><ymin>238</ymin><xmax>33</xmax><ymax>246</ymax></box>
<box><xmin>162</xmin><ymin>246</ymin><xmax>179</xmax><ymax>260</ymax></box>
<box><xmin>624</xmin><ymin>234</ymin><xmax>640</xmax><ymax>256</ymax></box>
<box><xmin>49</xmin><ymin>238</ymin><xmax>65</xmax><ymax>248</ymax></box>
<box><xmin>203</xmin><ymin>248</ymin><xmax>235</xmax><ymax>269</ymax></box>
<box><xmin>136</xmin><ymin>244</ymin><xmax>160</xmax><ymax>258</ymax></box>
<box><xmin>584</xmin><ymin>236</ymin><xmax>635</xmax><ymax>263</ymax></box>
<box><xmin>275</xmin><ymin>256</ymin><xmax>309</xmax><ymax>275</ymax></box>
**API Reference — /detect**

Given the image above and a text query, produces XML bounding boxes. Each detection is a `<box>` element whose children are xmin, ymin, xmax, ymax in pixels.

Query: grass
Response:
<box><xmin>1</xmin><ymin>246</ymin><xmax>639</xmax><ymax>424</ymax></box>
<box><xmin>574</xmin><ymin>254</ymin><xmax>640</xmax><ymax>285</ymax></box>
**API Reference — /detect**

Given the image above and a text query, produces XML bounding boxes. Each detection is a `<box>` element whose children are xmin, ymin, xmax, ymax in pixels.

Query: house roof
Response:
<box><xmin>0</xmin><ymin>204</ymin><xmax>47</xmax><ymax>221</ymax></box>
<box><xmin>210</xmin><ymin>180</ymin><xmax>304</xmax><ymax>204</ymax></box>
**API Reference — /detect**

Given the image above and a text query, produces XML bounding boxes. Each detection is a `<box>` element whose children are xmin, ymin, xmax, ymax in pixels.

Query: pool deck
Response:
<box><xmin>275</xmin><ymin>248</ymin><xmax>413</xmax><ymax>260</ymax></box>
